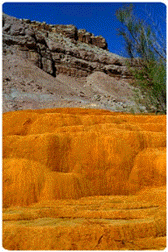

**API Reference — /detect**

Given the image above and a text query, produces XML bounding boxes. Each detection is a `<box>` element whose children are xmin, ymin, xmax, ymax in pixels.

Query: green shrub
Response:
<box><xmin>116</xmin><ymin>4</ymin><xmax>166</xmax><ymax>114</ymax></box>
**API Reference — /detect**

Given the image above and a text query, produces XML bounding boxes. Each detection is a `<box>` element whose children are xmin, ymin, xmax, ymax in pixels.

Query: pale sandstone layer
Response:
<box><xmin>3</xmin><ymin>108</ymin><xmax>166</xmax><ymax>250</ymax></box>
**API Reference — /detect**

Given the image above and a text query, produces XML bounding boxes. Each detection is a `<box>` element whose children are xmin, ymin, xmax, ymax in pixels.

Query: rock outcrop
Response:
<box><xmin>3</xmin><ymin>13</ymin><xmax>129</xmax><ymax>79</ymax></box>
<box><xmin>3</xmin><ymin>13</ymin><xmax>150</xmax><ymax>114</ymax></box>
<box><xmin>3</xmin><ymin>108</ymin><xmax>166</xmax><ymax>250</ymax></box>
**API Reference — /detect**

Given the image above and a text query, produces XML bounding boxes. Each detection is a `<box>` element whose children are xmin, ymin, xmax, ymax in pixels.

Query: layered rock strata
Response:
<box><xmin>3</xmin><ymin>13</ymin><xmax>130</xmax><ymax>78</ymax></box>
<box><xmin>3</xmin><ymin>13</ymin><xmax>149</xmax><ymax>114</ymax></box>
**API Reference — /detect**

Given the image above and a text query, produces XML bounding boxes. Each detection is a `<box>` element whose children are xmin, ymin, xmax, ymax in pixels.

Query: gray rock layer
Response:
<box><xmin>3</xmin><ymin>13</ymin><xmax>132</xmax><ymax>78</ymax></box>
<box><xmin>3</xmin><ymin>13</ymin><xmax>148</xmax><ymax>114</ymax></box>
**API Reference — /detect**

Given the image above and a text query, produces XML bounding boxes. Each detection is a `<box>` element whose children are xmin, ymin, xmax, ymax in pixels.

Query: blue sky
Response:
<box><xmin>3</xmin><ymin>2</ymin><xmax>166</xmax><ymax>57</ymax></box>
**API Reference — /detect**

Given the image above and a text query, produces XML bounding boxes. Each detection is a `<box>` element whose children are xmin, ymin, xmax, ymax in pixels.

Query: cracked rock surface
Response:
<box><xmin>3</xmin><ymin>13</ymin><xmax>148</xmax><ymax>113</ymax></box>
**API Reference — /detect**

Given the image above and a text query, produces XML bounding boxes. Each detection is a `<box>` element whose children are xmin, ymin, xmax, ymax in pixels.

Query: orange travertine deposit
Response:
<box><xmin>2</xmin><ymin>108</ymin><xmax>167</xmax><ymax>250</ymax></box>
<box><xmin>3</xmin><ymin>108</ymin><xmax>166</xmax><ymax>207</ymax></box>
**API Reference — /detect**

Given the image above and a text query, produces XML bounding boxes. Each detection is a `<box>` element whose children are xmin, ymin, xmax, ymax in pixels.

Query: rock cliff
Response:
<box><xmin>3</xmin><ymin>13</ymin><xmax>130</xmax><ymax>79</ymax></box>
<box><xmin>3</xmin><ymin>13</ymin><xmax>149</xmax><ymax>113</ymax></box>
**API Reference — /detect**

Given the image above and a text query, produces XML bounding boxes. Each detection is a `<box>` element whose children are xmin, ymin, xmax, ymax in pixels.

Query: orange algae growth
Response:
<box><xmin>3</xmin><ymin>108</ymin><xmax>166</xmax><ymax>250</ymax></box>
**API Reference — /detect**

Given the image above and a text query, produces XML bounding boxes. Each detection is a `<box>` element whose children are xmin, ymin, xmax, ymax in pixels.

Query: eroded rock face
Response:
<box><xmin>3</xmin><ymin>108</ymin><xmax>166</xmax><ymax>250</ymax></box>
<box><xmin>77</xmin><ymin>29</ymin><xmax>107</xmax><ymax>49</ymax></box>
<box><xmin>3</xmin><ymin>13</ymin><xmax>148</xmax><ymax>114</ymax></box>
<box><xmin>3</xmin><ymin>13</ymin><xmax>130</xmax><ymax>78</ymax></box>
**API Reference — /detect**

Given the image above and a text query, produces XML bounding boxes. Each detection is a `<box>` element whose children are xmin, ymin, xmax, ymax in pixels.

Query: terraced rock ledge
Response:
<box><xmin>3</xmin><ymin>108</ymin><xmax>166</xmax><ymax>250</ymax></box>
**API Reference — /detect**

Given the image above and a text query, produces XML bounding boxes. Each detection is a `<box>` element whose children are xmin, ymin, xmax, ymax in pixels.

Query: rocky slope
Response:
<box><xmin>3</xmin><ymin>13</ymin><xmax>147</xmax><ymax>113</ymax></box>
<box><xmin>3</xmin><ymin>108</ymin><xmax>166</xmax><ymax>250</ymax></box>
